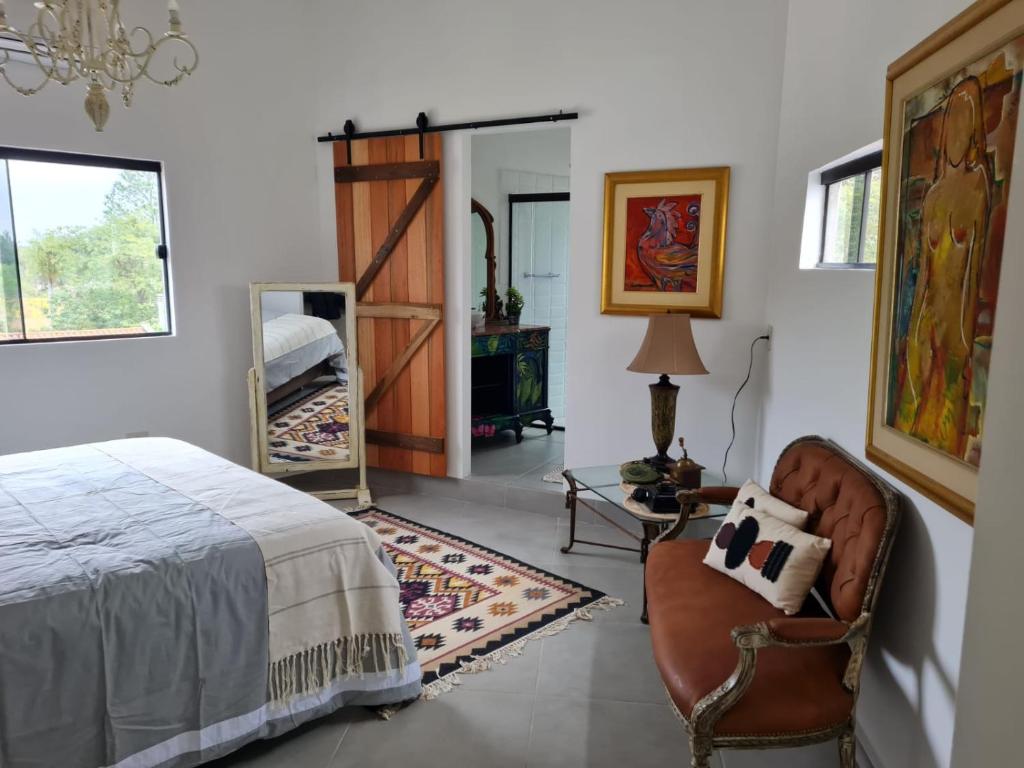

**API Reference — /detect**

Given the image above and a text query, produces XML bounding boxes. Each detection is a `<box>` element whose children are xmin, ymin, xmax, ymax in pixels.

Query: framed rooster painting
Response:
<box><xmin>601</xmin><ymin>167</ymin><xmax>729</xmax><ymax>318</ymax></box>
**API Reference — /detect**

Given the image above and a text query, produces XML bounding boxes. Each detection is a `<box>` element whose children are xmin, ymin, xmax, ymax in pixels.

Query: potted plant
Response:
<box><xmin>505</xmin><ymin>286</ymin><xmax>525</xmax><ymax>325</ymax></box>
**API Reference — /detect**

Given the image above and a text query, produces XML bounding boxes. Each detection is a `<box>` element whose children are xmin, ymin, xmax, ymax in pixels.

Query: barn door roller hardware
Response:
<box><xmin>320</xmin><ymin>109</ymin><xmax>579</xmax><ymax>161</ymax></box>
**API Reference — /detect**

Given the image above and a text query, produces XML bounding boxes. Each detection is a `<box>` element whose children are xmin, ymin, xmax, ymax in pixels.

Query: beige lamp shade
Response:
<box><xmin>627</xmin><ymin>314</ymin><xmax>709</xmax><ymax>376</ymax></box>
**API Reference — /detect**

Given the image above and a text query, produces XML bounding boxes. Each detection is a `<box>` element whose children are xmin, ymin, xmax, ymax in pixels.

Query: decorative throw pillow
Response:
<box><xmin>703</xmin><ymin>504</ymin><xmax>831</xmax><ymax>615</ymax></box>
<box><xmin>736</xmin><ymin>479</ymin><xmax>809</xmax><ymax>529</ymax></box>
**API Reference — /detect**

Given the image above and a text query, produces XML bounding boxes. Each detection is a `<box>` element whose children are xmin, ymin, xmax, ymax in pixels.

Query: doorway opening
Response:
<box><xmin>468</xmin><ymin>127</ymin><xmax>570</xmax><ymax>492</ymax></box>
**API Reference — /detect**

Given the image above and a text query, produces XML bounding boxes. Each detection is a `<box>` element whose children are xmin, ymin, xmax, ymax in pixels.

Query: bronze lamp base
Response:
<box><xmin>645</xmin><ymin>374</ymin><xmax>680</xmax><ymax>473</ymax></box>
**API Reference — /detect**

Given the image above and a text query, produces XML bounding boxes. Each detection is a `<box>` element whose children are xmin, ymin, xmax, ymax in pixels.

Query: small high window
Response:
<box><xmin>0</xmin><ymin>148</ymin><xmax>170</xmax><ymax>344</ymax></box>
<box><xmin>818</xmin><ymin>150</ymin><xmax>883</xmax><ymax>268</ymax></box>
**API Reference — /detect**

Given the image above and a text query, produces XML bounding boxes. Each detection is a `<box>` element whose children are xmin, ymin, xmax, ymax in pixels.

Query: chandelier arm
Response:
<box><xmin>100</xmin><ymin>25</ymin><xmax>155</xmax><ymax>84</ymax></box>
<box><xmin>0</xmin><ymin>13</ymin><xmax>77</xmax><ymax>93</ymax></box>
<box><xmin>0</xmin><ymin>48</ymin><xmax>55</xmax><ymax>96</ymax></box>
<box><xmin>139</xmin><ymin>35</ymin><xmax>198</xmax><ymax>87</ymax></box>
<box><xmin>123</xmin><ymin>25</ymin><xmax>156</xmax><ymax>58</ymax></box>
<box><xmin>28</xmin><ymin>7</ymin><xmax>81</xmax><ymax>85</ymax></box>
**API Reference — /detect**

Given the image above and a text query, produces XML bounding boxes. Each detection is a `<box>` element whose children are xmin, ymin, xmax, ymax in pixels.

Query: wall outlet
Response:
<box><xmin>125</xmin><ymin>431</ymin><xmax>150</xmax><ymax>439</ymax></box>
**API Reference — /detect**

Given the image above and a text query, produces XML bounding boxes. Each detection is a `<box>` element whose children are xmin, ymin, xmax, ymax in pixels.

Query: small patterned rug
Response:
<box><xmin>356</xmin><ymin>509</ymin><xmax>622</xmax><ymax>699</ymax></box>
<box><xmin>267</xmin><ymin>383</ymin><xmax>350</xmax><ymax>462</ymax></box>
<box><xmin>542</xmin><ymin>465</ymin><xmax>565</xmax><ymax>484</ymax></box>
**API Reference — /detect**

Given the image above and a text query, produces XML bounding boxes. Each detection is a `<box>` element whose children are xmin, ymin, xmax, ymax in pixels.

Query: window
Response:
<box><xmin>819</xmin><ymin>150</ymin><xmax>883</xmax><ymax>268</ymax></box>
<box><xmin>0</xmin><ymin>148</ymin><xmax>170</xmax><ymax>344</ymax></box>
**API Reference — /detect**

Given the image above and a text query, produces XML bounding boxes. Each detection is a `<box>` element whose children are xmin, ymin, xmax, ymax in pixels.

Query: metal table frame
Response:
<box><xmin>561</xmin><ymin>470</ymin><xmax>670</xmax><ymax>563</ymax></box>
<box><xmin>560</xmin><ymin>466</ymin><xmax>729</xmax><ymax>622</ymax></box>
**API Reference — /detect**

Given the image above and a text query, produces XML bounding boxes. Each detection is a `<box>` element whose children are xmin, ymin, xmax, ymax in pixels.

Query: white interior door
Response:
<box><xmin>509</xmin><ymin>190</ymin><xmax>569</xmax><ymax>426</ymax></box>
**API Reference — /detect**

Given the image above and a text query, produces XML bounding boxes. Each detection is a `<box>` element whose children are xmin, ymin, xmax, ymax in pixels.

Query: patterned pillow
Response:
<box><xmin>736</xmin><ymin>479</ymin><xmax>809</xmax><ymax>529</ymax></box>
<box><xmin>703</xmin><ymin>502</ymin><xmax>831</xmax><ymax>615</ymax></box>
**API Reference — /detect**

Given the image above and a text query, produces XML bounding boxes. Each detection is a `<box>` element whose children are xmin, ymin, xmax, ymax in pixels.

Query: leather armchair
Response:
<box><xmin>645</xmin><ymin>437</ymin><xmax>901</xmax><ymax>768</ymax></box>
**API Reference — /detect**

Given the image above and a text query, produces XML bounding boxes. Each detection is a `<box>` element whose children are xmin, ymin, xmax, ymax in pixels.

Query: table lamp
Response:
<box><xmin>627</xmin><ymin>314</ymin><xmax>708</xmax><ymax>473</ymax></box>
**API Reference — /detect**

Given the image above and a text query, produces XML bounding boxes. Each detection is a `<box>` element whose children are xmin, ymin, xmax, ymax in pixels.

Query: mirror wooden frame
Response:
<box><xmin>472</xmin><ymin>198</ymin><xmax>500</xmax><ymax>320</ymax></box>
<box><xmin>248</xmin><ymin>282</ymin><xmax>369</xmax><ymax>502</ymax></box>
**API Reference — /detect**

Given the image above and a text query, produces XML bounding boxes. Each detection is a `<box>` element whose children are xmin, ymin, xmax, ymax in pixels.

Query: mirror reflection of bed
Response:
<box><xmin>261</xmin><ymin>290</ymin><xmax>351</xmax><ymax>464</ymax></box>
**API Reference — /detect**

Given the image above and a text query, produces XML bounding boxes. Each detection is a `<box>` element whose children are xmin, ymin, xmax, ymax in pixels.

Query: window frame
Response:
<box><xmin>817</xmin><ymin>149</ymin><xmax>883</xmax><ymax>270</ymax></box>
<box><xmin>0</xmin><ymin>146</ymin><xmax>172</xmax><ymax>346</ymax></box>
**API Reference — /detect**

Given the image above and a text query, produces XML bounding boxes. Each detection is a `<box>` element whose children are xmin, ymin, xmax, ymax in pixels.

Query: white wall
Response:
<box><xmin>311</xmin><ymin>0</ymin><xmax>785</xmax><ymax>480</ymax></box>
<box><xmin>0</xmin><ymin>0</ymin><xmax>783</xmax><ymax>486</ymax></box>
<box><xmin>0</xmin><ymin>2</ymin><xmax>326</xmax><ymax>465</ymax></box>
<box><xmin>760</xmin><ymin>2</ymin><xmax>974</xmax><ymax>767</ymax></box>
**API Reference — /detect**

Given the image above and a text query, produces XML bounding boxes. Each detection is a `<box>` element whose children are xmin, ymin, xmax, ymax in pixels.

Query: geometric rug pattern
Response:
<box><xmin>267</xmin><ymin>383</ymin><xmax>350</xmax><ymax>462</ymax></box>
<box><xmin>355</xmin><ymin>509</ymin><xmax>615</xmax><ymax>693</ymax></box>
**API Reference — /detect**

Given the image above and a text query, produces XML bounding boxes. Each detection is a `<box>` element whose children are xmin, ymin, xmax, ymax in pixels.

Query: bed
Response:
<box><xmin>0</xmin><ymin>438</ymin><xmax>420</xmax><ymax>768</ymax></box>
<box><xmin>262</xmin><ymin>313</ymin><xmax>348</xmax><ymax>405</ymax></box>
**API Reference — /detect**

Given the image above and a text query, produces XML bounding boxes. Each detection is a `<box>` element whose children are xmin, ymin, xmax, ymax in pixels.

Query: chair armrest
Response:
<box><xmin>656</xmin><ymin>486</ymin><xmax>740</xmax><ymax>544</ymax></box>
<box><xmin>676</xmin><ymin>485</ymin><xmax>740</xmax><ymax>506</ymax></box>
<box><xmin>689</xmin><ymin>615</ymin><xmax>871</xmax><ymax>738</ymax></box>
<box><xmin>738</xmin><ymin>614</ymin><xmax>868</xmax><ymax>648</ymax></box>
<box><xmin>763</xmin><ymin>617</ymin><xmax>850</xmax><ymax>645</ymax></box>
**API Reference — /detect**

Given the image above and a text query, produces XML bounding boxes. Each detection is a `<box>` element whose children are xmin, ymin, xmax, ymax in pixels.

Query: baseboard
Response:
<box><xmin>367</xmin><ymin>467</ymin><xmax>568</xmax><ymax>517</ymax></box>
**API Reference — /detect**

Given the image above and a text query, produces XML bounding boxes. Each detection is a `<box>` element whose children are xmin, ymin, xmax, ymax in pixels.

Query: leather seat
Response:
<box><xmin>646</xmin><ymin>539</ymin><xmax>853</xmax><ymax>737</ymax></box>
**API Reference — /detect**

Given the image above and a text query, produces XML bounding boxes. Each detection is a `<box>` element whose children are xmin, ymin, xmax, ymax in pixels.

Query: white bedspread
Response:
<box><xmin>263</xmin><ymin>313</ymin><xmax>339</xmax><ymax>362</ymax></box>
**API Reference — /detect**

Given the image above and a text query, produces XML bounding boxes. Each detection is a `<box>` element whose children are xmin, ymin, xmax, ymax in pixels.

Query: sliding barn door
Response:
<box><xmin>333</xmin><ymin>134</ymin><xmax>446</xmax><ymax>476</ymax></box>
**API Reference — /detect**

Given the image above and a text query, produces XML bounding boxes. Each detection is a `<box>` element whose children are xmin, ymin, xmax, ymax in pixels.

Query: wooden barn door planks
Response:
<box><xmin>334</xmin><ymin>133</ymin><xmax>446</xmax><ymax>477</ymax></box>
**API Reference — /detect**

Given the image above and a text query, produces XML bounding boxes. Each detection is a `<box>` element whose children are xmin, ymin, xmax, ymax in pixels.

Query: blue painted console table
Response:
<box><xmin>471</xmin><ymin>322</ymin><xmax>554</xmax><ymax>443</ymax></box>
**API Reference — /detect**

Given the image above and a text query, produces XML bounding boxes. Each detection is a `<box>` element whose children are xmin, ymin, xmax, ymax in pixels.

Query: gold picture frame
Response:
<box><xmin>601</xmin><ymin>167</ymin><xmax>729</xmax><ymax>318</ymax></box>
<box><xmin>867</xmin><ymin>0</ymin><xmax>1024</xmax><ymax>524</ymax></box>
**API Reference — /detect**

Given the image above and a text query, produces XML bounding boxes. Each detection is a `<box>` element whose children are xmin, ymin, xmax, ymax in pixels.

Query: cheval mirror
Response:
<box><xmin>248</xmin><ymin>282</ymin><xmax>369</xmax><ymax>504</ymax></box>
<box><xmin>472</xmin><ymin>198</ymin><xmax>501</xmax><ymax>320</ymax></box>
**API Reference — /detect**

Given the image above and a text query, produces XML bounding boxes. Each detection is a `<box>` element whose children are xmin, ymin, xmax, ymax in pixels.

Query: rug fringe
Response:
<box><xmin>419</xmin><ymin>595</ymin><xmax>624</xmax><ymax>703</ymax></box>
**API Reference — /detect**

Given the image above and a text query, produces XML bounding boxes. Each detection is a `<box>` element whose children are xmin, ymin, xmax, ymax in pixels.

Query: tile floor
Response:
<box><xmin>210</xmin><ymin>490</ymin><xmax>846</xmax><ymax>768</ymax></box>
<box><xmin>471</xmin><ymin>427</ymin><xmax>564</xmax><ymax>493</ymax></box>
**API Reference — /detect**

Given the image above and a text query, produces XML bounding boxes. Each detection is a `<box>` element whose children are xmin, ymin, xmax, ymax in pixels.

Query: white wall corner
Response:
<box><xmin>444</xmin><ymin>133</ymin><xmax>472</xmax><ymax>479</ymax></box>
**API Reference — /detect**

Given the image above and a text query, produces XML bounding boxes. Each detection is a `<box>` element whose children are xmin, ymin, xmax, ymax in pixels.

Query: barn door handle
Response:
<box><xmin>523</xmin><ymin>272</ymin><xmax>560</xmax><ymax>279</ymax></box>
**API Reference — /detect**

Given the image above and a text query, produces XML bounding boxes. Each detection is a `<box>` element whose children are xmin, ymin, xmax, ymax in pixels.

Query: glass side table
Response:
<box><xmin>561</xmin><ymin>465</ymin><xmax>729</xmax><ymax>563</ymax></box>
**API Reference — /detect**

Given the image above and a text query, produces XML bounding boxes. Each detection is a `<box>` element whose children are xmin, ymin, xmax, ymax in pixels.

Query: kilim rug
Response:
<box><xmin>355</xmin><ymin>509</ymin><xmax>623</xmax><ymax>700</ymax></box>
<box><xmin>542</xmin><ymin>465</ymin><xmax>565</xmax><ymax>484</ymax></box>
<box><xmin>267</xmin><ymin>383</ymin><xmax>350</xmax><ymax>462</ymax></box>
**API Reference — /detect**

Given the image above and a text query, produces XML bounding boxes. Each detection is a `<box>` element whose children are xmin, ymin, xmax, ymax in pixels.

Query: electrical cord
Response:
<box><xmin>722</xmin><ymin>334</ymin><xmax>771</xmax><ymax>484</ymax></box>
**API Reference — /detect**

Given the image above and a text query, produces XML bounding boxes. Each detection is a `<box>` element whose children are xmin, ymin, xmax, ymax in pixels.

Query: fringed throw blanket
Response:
<box><xmin>0</xmin><ymin>438</ymin><xmax>419</xmax><ymax>768</ymax></box>
<box><xmin>98</xmin><ymin>439</ymin><xmax>412</xmax><ymax>702</ymax></box>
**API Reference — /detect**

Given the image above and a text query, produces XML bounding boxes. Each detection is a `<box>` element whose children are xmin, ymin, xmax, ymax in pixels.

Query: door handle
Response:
<box><xmin>523</xmin><ymin>272</ymin><xmax>560</xmax><ymax>279</ymax></box>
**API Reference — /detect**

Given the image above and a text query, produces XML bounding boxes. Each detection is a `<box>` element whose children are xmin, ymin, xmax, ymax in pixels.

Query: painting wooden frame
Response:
<box><xmin>601</xmin><ymin>167</ymin><xmax>728</xmax><ymax>318</ymax></box>
<box><xmin>867</xmin><ymin>0</ymin><xmax>1024</xmax><ymax>523</ymax></box>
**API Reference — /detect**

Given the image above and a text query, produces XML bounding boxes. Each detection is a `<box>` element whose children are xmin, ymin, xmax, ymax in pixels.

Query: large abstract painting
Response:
<box><xmin>601</xmin><ymin>167</ymin><xmax>728</xmax><ymax>317</ymax></box>
<box><xmin>868</xmin><ymin>0</ymin><xmax>1024</xmax><ymax>523</ymax></box>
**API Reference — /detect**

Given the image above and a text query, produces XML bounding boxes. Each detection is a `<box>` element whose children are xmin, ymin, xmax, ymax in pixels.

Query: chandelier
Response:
<box><xmin>0</xmin><ymin>1</ymin><xmax>198</xmax><ymax>131</ymax></box>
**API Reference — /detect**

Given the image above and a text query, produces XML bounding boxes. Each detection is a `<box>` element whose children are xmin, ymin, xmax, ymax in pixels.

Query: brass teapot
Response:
<box><xmin>668</xmin><ymin>438</ymin><xmax>704</xmax><ymax>489</ymax></box>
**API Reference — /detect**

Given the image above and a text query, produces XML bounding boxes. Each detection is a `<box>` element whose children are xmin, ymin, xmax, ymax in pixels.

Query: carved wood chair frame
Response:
<box><xmin>661</xmin><ymin>436</ymin><xmax>902</xmax><ymax>768</ymax></box>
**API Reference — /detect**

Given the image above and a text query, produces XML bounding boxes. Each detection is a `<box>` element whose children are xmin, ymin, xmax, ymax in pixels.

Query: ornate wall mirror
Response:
<box><xmin>248</xmin><ymin>282</ymin><xmax>368</xmax><ymax>502</ymax></box>
<box><xmin>471</xmin><ymin>198</ymin><xmax>500</xmax><ymax>320</ymax></box>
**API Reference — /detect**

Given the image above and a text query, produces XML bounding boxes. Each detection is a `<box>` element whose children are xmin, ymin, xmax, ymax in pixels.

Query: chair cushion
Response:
<box><xmin>736</xmin><ymin>479</ymin><xmax>810</xmax><ymax>528</ymax></box>
<box><xmin>646</xmin><ymin>539</ymin><xmax>854</xmax><ymax>737</ymax></box>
